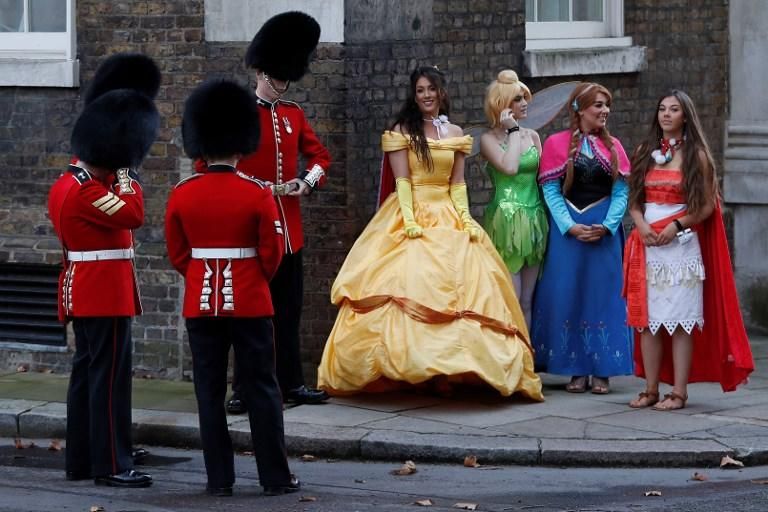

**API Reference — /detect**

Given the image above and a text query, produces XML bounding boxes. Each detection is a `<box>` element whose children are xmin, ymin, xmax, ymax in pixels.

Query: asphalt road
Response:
<box><xmin>3</xmin><ymin>438</ymin><xmax>768</xmax><ymax>512</ymax></box>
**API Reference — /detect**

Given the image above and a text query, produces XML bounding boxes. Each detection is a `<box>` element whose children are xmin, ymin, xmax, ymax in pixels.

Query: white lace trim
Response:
<box><xmin>647</xmin><ymin>257</ymin><xmax>705</xmax><ymax>288</ymax></box>
<box><xmin>639</xmin><ymin>318</ymin><xmax>704</xmax><ymax>336</ymax></box>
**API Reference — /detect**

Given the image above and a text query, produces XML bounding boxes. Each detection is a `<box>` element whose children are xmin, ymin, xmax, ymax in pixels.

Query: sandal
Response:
<box><xmin>652</xmin><ymin>391</ymin><xmax>687</xmax><ymax>411</ymax></box>
<box><xmin>565</xmin><ymin>376</ymin><xmax>589</xmax><ymax>393</ymax></box>
<box><xmin>591</xmin><ymin>377</ymin><xmax>610</xmax><ymax>395</ymax></box>
<box><xmin>628</xmin><ymin>390</ymin><xmax>660</xmax><ymax>408</ymax></box>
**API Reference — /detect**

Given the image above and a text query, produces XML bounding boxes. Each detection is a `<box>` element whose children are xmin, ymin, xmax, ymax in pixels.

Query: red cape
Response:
<box><xmin>377</xmin><ymin>153</ymin><xmax>395</xmax><ymax>208</ymax></box>
<box><xmin>633</xmin><ymin>204</ymin><xmax>754</xmax><ymax>392</ymax></box>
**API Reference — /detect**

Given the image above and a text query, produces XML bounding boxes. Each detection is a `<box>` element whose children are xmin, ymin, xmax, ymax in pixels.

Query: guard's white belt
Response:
<box><xmin>67</xmin><ymin>248</ymin><xmax>134</xmax><ymax>261</ymax></box>
<box><xmin>191</xmin><ymin>247</ymin><xmax>257</xmax><ymax>259</ymax></box>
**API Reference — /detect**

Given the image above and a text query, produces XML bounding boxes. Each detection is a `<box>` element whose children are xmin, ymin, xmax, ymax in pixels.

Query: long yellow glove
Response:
<box><xmin>449</xmin><ymin>182</ymin><xmax>481</xmax><ymax>241</ymax></box>
<box><xmin>395</xmin><ymin>177</ymin><xmax>423</xmax><ymax>238</ymax></box>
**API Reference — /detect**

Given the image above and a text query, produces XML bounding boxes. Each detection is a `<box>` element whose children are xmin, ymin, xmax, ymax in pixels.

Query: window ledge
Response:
<box><xmin>522</xmin><ymin>44</ymin><xmax>647</xmax><ymax>78</ymax></box>
<box><xmin>0</xmin><ymin>58</ymin><xmax>80</xmax><ymax>87</ymax></box>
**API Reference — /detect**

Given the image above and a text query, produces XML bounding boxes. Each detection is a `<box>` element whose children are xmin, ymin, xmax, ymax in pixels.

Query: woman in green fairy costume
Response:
<box><xmin>479</xmin><ymin>70</ymin><xmax>548</xmax><ymax>328</ymax></box>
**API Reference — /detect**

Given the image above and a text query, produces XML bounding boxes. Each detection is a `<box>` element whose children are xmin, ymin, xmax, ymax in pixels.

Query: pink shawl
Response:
<box><xmin>538</xmin><ymin>130</ymin><xmax>631</xmax><ymax>184</ymax></box>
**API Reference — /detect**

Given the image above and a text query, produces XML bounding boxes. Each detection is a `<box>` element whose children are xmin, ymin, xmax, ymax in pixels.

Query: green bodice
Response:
<box><xmin>486</xmin><ymin>145</ymin><xmax>542</xmax><ymax>207</ymax></box>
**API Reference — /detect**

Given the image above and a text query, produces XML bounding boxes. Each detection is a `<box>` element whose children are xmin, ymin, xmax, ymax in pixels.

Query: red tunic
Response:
<box><xmin>165</xmin><ymin>166</ymin><xmax>284</xmax><ymax>318</ymax></box>
<box><xmin>47</xmin><ymin>165</ymin><xmax>143</xmax><ymax>320</ymax></box>
<box><xmin>195</xmin><ymin>98</ymin><xmax>330</xmax><ymax>254</ymax></box>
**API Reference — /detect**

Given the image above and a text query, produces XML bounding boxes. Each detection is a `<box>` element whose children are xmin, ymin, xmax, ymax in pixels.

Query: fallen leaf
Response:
<box><xmin>48</xmin><ymin>439</ymin><xmax>62</xmax><ymax>451</ymax></box>
<box><xmin>90</xmin><ymin>507</ymin><xmax>105</xmax><ymax>512</ymax></box>
<box><xmin>354</xmin><ymin>479</ymin><xmax>366</xmax><ymax>484</ymax></box>
<box><xmin>463</xmin><ymin>455</ymin><xmax>480</xmax><ymax>468</ymax></box>
<box><xmin>720</xmin><ymin>455</ymin><xmax>745</xmax><ymax>469</ymax></box>
<box><xmin>644</xmin><ymin>490</ymin><xmax>662</xmax><ymax>497</ymax></box>
<box><xmin>691</xmin><ymin>472</ymin><xmax>708</xmax><ymax>481</ymax></box>
<box><xmin>14</xmin><ymin>438</ymin><xmax>34</xmax><ymax>449</ymax></box>
<box><xmin>751</xmin><ymin>479</ymin><xmax>768</xmax><ymax>485</ymax></box>
<box><xmin>453</xmin><ymin>503</ymin><xmax>478</xmax><ymax>511</ymax></box>
<box><xmin>414</xmin><ymin>499</ymin><xmax>434</xmax><ymax>506</ymax></box>
<box><xmin>301</xmin><ymin>454</ymin><xmax>316</xmax><ymax>462</ymax></box>
<box><xmin>16</xmin><ymin>365</ymin><xmax>28</xmax><ymax>373</ymax></box>
<box><xmin>390</xmin><ymin>460</ymin><xmax>418</xmax><ymax>476</ymax></box>
<box><xmin>298</xmin><ymin>496</ymin><xmax>317</xmax><ymax>502</ymax></box>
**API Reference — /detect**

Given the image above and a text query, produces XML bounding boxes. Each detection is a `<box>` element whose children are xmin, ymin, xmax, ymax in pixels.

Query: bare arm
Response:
<box><xmin>479</xmin><ymin>129</ymin><xmax>524</xmax><ymax>175</ymax></box>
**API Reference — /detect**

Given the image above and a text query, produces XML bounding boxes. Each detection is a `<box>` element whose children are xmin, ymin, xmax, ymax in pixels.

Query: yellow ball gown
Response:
<box><xmin>317</xmin><ymin>131</ymin><xmax>543</xmax><ymax>400</ymax></box>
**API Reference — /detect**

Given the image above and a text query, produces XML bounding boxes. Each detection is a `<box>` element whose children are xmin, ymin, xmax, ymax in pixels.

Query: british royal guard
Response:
<box><xmin>49</xmin><ymin>77</ymin><xmax>159</xmax><ymax>487</ymax></box>
<box><xmin>166</xmin><ymin>79</ymin><xmax>300</xmax><ymax>497</ymax></box>
<box><xmin>217</xmin><ymin>11</ymin><xmax>331</xmax><ymax>412</ymax></box>
<box><xmin>71</xmin><ymin>52</ymin><xmax>161</xmax><ymax>466</ymax></box>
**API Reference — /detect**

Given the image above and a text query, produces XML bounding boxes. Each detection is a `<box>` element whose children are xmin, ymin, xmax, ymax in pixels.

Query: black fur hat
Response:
<box><xmin>84</xmin><ymin>53</ymin><xmax>162</xmax><ymax>105</ymax></box>
<box><xmin>244</xmin><ymin>11</ymin><xmax>320</xmax><ymax>81</ymax></box>
<box><xmin>182</xmin><ymin>79</ymin><xmax>260</xmax><ymax>160</ymax></box>
<box><xmin>71</xmin><ymin>89</ymin><xmax>160</xmax><ymax>170</ymax></box>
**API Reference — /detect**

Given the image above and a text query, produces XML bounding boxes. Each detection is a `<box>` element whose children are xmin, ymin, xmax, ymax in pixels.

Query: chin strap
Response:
<box><xmin>449</xmin><ymin>183</ymin><xmax>480</xmax><ymax>241</ymax></box>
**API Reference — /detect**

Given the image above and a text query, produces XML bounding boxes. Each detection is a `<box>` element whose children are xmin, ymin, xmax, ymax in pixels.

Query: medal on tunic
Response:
<box><xmin>282</xmin><ymin>116</ymin><xmax>292</xmax><ymax>134</ymax></box>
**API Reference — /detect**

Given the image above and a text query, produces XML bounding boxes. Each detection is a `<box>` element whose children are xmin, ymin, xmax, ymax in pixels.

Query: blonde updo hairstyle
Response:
<box><xmin>484</xmin><ymin>70</ymin><xmax>532</xmax><ymax>129</ymax></box>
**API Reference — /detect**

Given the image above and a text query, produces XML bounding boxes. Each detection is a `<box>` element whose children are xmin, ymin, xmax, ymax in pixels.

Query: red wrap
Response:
<box><xmin>624</xmin><ymin>203</ymin><xmax>753</xmax><ymax>391</ymax></box>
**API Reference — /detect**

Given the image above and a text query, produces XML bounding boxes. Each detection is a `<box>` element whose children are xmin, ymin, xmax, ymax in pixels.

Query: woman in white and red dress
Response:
<box><xmin>624</xmin><ymin>90</ymin><xmax>753</xmax><ymax>410</ymax></box>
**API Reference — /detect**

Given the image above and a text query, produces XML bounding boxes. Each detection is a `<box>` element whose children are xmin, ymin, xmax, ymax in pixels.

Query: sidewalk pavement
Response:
<box><xmin>2</xmin><ymin>335</ymin><xmax>767</xmax><ymax>468</ymax></box>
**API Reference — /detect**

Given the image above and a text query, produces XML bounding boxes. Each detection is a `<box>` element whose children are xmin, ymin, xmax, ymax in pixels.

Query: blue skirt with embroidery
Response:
<box><xmin>531</xmin><ymin>199</ymin><xmax>633</xmax><ymax>377</ymax></box>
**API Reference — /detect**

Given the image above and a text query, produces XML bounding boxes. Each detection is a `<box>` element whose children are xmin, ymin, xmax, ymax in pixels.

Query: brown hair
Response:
<box><xmin>628</xmin><ymin>89</ymin><xmax>719</xmax><ymax>216</ymax></box>
<box><xmin>390</xmin><ymin>66</ymin><xmax>450</xmax><ymax>172</ymax></box>
<box><xmin>562</xmin><ymin>82</ymin><xmax>620</xmax><ymax>194</ymax></box>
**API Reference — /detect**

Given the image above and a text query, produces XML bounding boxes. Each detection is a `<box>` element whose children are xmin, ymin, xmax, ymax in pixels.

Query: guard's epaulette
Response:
<box><xmin>174</xmin><ymin>173</ymin><xmax>203</xmax><ymax>188</ymax></box>
<box><xmin>235</xmin><ymin>171</ymin><xmax>267</xmax><ymax>189</ymax></box>
<box><xmin>68</xmin><ymin>165</ymin><xmax>92</xmax><ymax>185</ymax></box>
<box><xmin>278</xmin><ymin>99</ymin><xmax>304</xmax><ymax>111</ymax></box>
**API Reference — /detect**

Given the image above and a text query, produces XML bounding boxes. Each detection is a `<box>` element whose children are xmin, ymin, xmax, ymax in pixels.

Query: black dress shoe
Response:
<box><xmin>284</xmin><ymin>385</ymin><xmax>329</xmax><ymax>405</ymax></box>
<box><xmin>66</xmin><ymin>470</ymin><xmax>90</xmax><ymax>481</ymax></box>
<box><xmin>263</xmin><ymin>474</ymin><xmax>300</xmax><ymax>496</ymax></box>
<box><xmin>226</xmin><ymin>394</ymin><xmax>247</xmax><ymax>414</ymax></box>
<box><xmin>132</xmin><ymin>447</ymin><xmax>150</xmax><ymax>464</ymax></box>
<box><xmin>206</xmin><ymin>485</ymin><xmax>233</xmax><ymax>497</ymax></box>
<box><xmin>94</xmin><ymin>469</ymin><xmax>153</xmax><ymax>488</ymax></box>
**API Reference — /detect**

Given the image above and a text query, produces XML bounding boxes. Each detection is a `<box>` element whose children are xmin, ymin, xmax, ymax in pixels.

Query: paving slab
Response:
<box><xmin>360</xmin><ymin>430</ymin><xmax>540</xmax><ymax>465</ymax></box>
<box><xmin>327</xmin><ymin>393</ymin><xmax>446</xmax><ymax>413</ymax></box>
<box><xmin>18</xmin><ymin>402</ymin><xmax>66</xmax><ymax>439</ymax></box>
<box><xmin>361</xmin><ymin>415</ymin><xmax>502</xmax><ymax>437</ymax></box>
<box><xmin>590</xmin><ymin>409</ymin><xmax>739</xmax><ymax>436</ymax></box>
<box><xmin>401</xmin><ymin>401</ymin><xmax>548</xmax><ymax>428</ymax></box>
<box><xmin>0</xmin><ymin>399</ymin><xmax>46</xmax><ymax>437</ymax></box>
<box><xmin>717</xmin><ymin>436</ymin><xmax>768</xmax><ymax>465</ymax></box>
<box><xmin>283</xmin><ymin>403</ymin><xmax>394</xmax><ymax>427</ymax></box>
<box><xmin>583</xmin><ymin>422</ymin><xmax>668</xmax><ymax>440</ymax></box>
<box><xmin>494</xmin><ymin>416</ymin><xmax>587</xmax><ymax>438</ymax></box>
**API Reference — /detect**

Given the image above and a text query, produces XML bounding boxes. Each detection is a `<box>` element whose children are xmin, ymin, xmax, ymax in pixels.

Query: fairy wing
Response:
<box><xmin>465</xmin><ymin>81</ymin><xmax>580</xmax><ymax>157</ymax></box>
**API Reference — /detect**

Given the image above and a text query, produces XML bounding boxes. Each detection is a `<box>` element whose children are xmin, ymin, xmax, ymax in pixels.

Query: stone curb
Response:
<box><xmin>3</xmin><ymin>401</ymin><xmax>765</xmax><ymax>468</ymax></box>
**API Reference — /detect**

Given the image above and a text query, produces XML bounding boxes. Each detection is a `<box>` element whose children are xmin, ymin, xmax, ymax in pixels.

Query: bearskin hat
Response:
<box><xmin>244</xmin><ymin>11</ymin><xmax>320</xmax><ymax>81</ymax></box>
<box><xmin>84</xmin><ymin>53</ymin><xmax>162</xmax><ymax>105</ymax></box>
<box><xmin>182</xmin><ymin>79</ymin><xmax>260</xmax><ymax>160</ymax></box>
<box><xmin>71</xmin><ymin>89</ymin><xmax>160</xmax><ymax>170</ymax></box>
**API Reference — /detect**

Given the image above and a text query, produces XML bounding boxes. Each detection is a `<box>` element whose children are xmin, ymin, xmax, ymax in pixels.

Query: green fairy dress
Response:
<box><xmin>483</xmin><ymin>144</ymin><xmax>548</xmax><ymax>274</ymax></box>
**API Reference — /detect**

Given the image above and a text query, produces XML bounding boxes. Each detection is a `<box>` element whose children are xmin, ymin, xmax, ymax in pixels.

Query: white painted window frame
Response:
<box><xmin>525</xmin><ymin>0</ymin><xmax>629</xmax><ymax>51</ymax></box>
<box><xmin>0</xmin><ymin>0</ymin><xmax>79</xmax><ymax>87</ymax></box>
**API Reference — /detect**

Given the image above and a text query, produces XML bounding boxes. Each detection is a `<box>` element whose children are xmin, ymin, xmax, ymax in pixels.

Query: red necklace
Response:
<box><xmin>652</xmin><ymin>137</ymin><xmax>683</xmax><ymax>164</ymax></box>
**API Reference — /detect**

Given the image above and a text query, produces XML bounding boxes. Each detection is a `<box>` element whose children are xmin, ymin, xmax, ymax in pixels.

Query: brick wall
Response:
<box><xmin>0</xmin><ymin>0</ymin><xmax>732</xmax><ymax>378</ymax></box>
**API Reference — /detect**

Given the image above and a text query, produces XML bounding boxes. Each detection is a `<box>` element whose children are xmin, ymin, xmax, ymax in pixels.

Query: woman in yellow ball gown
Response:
<box><xmin>317</xmin><ymin>66</ymin><xmax>543</xmax><ymax>400</ymax></box>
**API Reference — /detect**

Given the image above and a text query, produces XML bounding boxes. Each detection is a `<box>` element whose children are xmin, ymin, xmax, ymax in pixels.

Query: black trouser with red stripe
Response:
<box><xmin>232</xmin><ymin>250</ymin><xmax>305</xmax><ymax>395</ymax></box>
<box><xmin>187</xmin><ymin>316</ymin><xmax>292</xmax><ymax>489</ymax></box>
<box><xmin>66</xmin><ymin>317</ymin><xmax>134</xmax><ymax>477</ymax></box>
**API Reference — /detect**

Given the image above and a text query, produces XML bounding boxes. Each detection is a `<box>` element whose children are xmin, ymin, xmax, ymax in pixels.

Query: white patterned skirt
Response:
<box><xmin>642</xmin><ymin>203</ymin><xmax>705</xmax><ymax>335</ymax></box>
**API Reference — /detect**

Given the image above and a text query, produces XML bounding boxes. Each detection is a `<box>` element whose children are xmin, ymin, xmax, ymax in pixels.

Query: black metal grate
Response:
<box><xmin>0</xmin><ymin>262</ymin><xmax>66</xmax><ymax>346</ymax></box>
